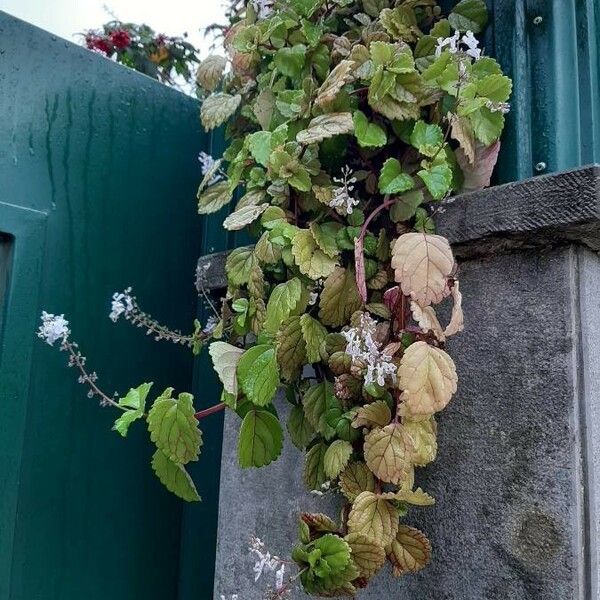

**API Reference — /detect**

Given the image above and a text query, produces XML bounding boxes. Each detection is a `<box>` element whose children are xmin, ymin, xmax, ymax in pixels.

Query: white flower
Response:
<box><xmin>37</xmin><ymin>311</ymin><xmax>70</xmax><ymax>345</ymax></box>
<box><xmin>275</xmin><ymin>564</ymin><xmax>285</xmax><ymax>591</ymax></box>
<box><xmin>198</xmin><ymin>152</ymin><xmax>222</xmax><ymax>185</ymax></box>
<box><xmin>461</xmin><ymin>30</ymin><xmax>481</xmax><ymax>59</ymax></box>
<box><xmin>308</xmin><ymin>291</ymin><xmax>319</xmax><ymax>306</ymax></box>
<box><xmin>109</xmin><ymin>287</ymin><xmax>134</xmax><ymax>322</ymax></box>
<box><xmin>435</xmin><ymin>30</ymin><xmax>482</xmax><ymax>61</ymax></box>
<box><xmin>330</xmin><ymin>165</ymin><xmax>359</xmax><ymax>215</ymax></box>
<box><xmin>203</xmin><ymin>315</ymin><xmax>219</xmax><ymax>334</ymax></box>
<box><xmin>249</xmin><ymin>536</ymin><xmax>279</xmax><ymax>582</ymax></box>
<box><xmin>486</xmin><ymin>100</ymin><xmax>511</xmax><ymax>114</ymax></box>
<box><xmin>343</xmin><ymin>313</ymin><xmax>397</xmax><ymax>386</ymax></box>
<box><xmin>252</xmin><ymin>0</ymin><xmax>274</xmax><ymax>19</ymax></box>
<box><xmin>435</xmin><ymin>31</ymin><xmax>460</xmax><ymax>57</ymax></box>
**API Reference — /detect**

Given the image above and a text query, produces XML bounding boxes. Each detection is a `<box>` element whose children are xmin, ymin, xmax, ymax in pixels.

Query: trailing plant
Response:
<box><xmin>81</xmin><ymin>20</ymin><xmax>199</xmax><ymax>88</ymax></box>
<box><xmin>40</xmin><ymin>0</ymin><xmax>511</xmax><ymax>597</ymax></box>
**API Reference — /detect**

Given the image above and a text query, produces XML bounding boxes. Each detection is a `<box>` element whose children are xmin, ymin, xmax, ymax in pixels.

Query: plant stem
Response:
<box><xmin>194</xmin><ymin>402</ymin><xmax>226</xmax><ymax>420</ymax></box>
<box><xmin>354</xmin><ymin>195</ymin><xmax>398</xmax><ymax>301</ymax></box>
<box><xmin>64</xmin><ymin>340</ymin><xmax>125</xmax><ymax>411</ymax></box>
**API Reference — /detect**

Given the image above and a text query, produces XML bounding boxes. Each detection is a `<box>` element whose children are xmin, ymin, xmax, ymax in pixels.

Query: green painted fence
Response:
<box><xmin>486</xmin><ymin>0</ymin><xmax>600</xmax><ymax>182</ymax></box>
<box><xmin>0</xmin><ymin>11</ymin><xmax>211</xmax><ymax>600</ymax></box>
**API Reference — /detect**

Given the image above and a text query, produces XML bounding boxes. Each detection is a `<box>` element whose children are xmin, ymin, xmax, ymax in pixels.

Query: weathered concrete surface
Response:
<box><xmin>213</xmin><ymin>168</ymin><xmax>600</xmax><ymax>599</ymax></box>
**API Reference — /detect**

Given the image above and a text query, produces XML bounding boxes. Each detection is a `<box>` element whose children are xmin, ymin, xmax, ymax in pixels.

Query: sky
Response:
<box><xmin>0</xmin><ymin>0</ymin><xmax>226</xmax><ymax>57</ymax></box>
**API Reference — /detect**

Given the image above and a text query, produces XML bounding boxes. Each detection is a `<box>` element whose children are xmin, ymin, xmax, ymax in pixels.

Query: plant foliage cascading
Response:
<box><xmin>54</xmin><ymin>0</ymin><xmax>511</xmax><ymax>596</ymax></box>
<box><xmin>190</xmin><ymin>0</ymin><xmax>511</xmax><ymax>594</ymax></box>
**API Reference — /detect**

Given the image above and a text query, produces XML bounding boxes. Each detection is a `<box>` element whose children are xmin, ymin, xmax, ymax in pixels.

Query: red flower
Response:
<box><xmin>110</xmin><ymin>30</ymin><xmax>131</xmax><ymax>50</ymax></box>
<box><xmin>154</xmin><ymin>34</ymin><xmax>167</xmax><ymax>46</ymax></box>
<box><xmin>85</xmin><ymin>34</ymin><xmax>113</xmax><ymax>56</ymax></box>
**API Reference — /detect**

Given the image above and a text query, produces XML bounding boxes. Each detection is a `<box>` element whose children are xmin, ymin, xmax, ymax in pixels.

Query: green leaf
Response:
<box><xmin>378</xmin><ymin>158</ymin><xmax>415</xmax><ymax>194</ymax></box>
<box><xmin>288</xmin><ymin>405</ymin><xmax>316</xmax><ymax>449</ymax></box>
<box><xmin>151</xmin><ymin>449</ymin><xmax>201</xmax><ymax>502</ymax></box>
<box><xmin>292</xmin><ymin>229</ymin><xmax>338</xmax><ymax>280</ymax></box>
<box><xmin>296</xmin><ymin>113</ymin><xmax>354</xmax><ymax>145</ymax></box>
<box><xmin>410</xmin><ymin>121</ymin><xmax>444</xmax><ymax>157</ymax></box>
<box><xmin>417</xmin><ymin>162</ymin><xmax>453</xmax><ymax>200</ymax></box>
<box><xmin>289</xmin><ymin>0</ymin><xmax>322</xmax><ymax>17</ymax></box>
<box><xmin>353</xmin><ymin>111</ymin><xmax>387</xmax><ymax>148</ymax></box>
<box><xmin>414</xmin><ymin>207</ymin><xmax>435</xmax><ymax>233</ymax></box>
<box><xmin>118</xmin><ymin>382</ymin><xmax>152</xmax><ymax>410</ymax></box>
<box><xmin>226</xmin><ymin>247</ymin><xmax>258</xmax><ymax>286</ymax></box>
<box><xmin>238</xmin><ymin>409</ymin><xmax>283</xmax><ymax>467</ymax></box>
<box><xmin>276</xmin><ymin>316</ymin><xmax>307</xmax><ymax>381</ymax></box>
<box><xmin>197</xmin><ymin>181</ymin><xmax>232</xmax><ymax>215</ymax></box>
<box><xmin>304</xmin><ymin>441</ymin><xmax>328</xmax><ymax>489</ymax></box>
<box><xmin>208</xmin><ymin>342</ymin><xmax>244</xmax><ymax>396</ymax></box>
<box><xmin>319</xmin><ymin>267</ymin><xmax>363</xmax><ymax>327</ymax></box>
<box><xmin>254</xmin><ymin>88</ymin><xmax>276</xmax><ymax>130</ymax></box>
<box><xmin>274</xmin><ymin>44</ymin><xmax>307</xmax><ymax>79</ymax></box>
<box><xmin>301</xmin><ymin>19</ymin><xmax>323</xmax><ymax>46</ymax></box>
<box><xmin>113</xmin><ymin>410</ymin><xmax>144</xmax><ymax>438</ymax></box>
<box><xmin>264</xmin><ymin>277</ymin><xmax>304</xmax><ymax>336</ymax></box>
<box><xmin>247</xmin><ymin>131</ymin><xmax>274</xmax><ymax>167</ymax></box>
<box><xmin>200</xmin><ymin>93</ymin><xmax>242</xmax><ymax>130</ymax></box>
<box><xmin>448</xmin><ymin>0</ymin><xmax>488</xmax><ymax>33</ymax></box>
<box><xmin>237</xmin><ymin>344</ymin><xmax>280</xmax><ymax>406</ymax></box>
<box><xmin>469</xmin><ymin>107</ymin><xmax>505</xmax><ymax>145</ymax></box>
<box><xmin>310</xmin><ymin>222</ymin><xmax>341</xmax><ymax>259</ymax></box>
<box><xmin>324</xmin><ymin>440</ymin><xmax>353</xmax><ymax>479</ymax></box>
<box><xmin>476</xmin><ymin>74</ymin><xmax>512</xmax><ymax>103</ymax></box>
<box><xmin>390</xmin><ymin>189</ymin><xmax>424</xmax><ymax>222</ymax></box>
<box><xmin>148</xmin><ymin>389</ymin><xmax>202</xmax><ymax>464</ymax></box>
<box><xmin>303</xmin><ymin>381</ymin><xmax>340</xmax><ymax>440</ymax></box>
<box><xmin>379</xmin><ymin>6</ymin><xmax>419</xmax><ymax>42</ymax></box>
<box><xmin>300</xmin><ymin>314</ymin><xmax>328</xmax><ymax>363</ymax></box>
<box><xmin>470</xmin><ymin>57</ymin><xmax>503</xmax><ymax>79</ymax></box>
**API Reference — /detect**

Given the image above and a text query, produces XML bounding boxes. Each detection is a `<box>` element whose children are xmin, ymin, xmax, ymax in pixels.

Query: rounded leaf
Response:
<box><xmin>287</xmin><ymin>405</ymin><xmax>316</xmax><ymax>450</ymax></box>
<box><xmin>238</xmin><ymin>409</ymin><xmax>283</xmax><ymax>468</ymax></box>
<box><xmin>319</xmin><ymin>267</ymin><xmax>363</xmax><ymax>327</ymax></box>
<box><xmin>304</xmin><ymin>441</ymin><xmax>328</xmax><ymax>490</ymax></box>
<box><xmin>196</xmin><ymin>55</ymin><xmax>227</xmax><ymax>91</ymax></box>
<box><xmin>344</xmin><ymin>532</ymin><xmax>386</xmax><ymax>579</ymax></box>
<box><xmin>208</xmin><ymin>342</ymin><xmax>244</xmax><ymax>396</ymax></box>
<box><xmin>237</xmin><ymin>344</ymin><xmax>280</xmax><ymax>406</ymax></box>
<box><xmin>387</xmin><ymin>525</ymin><xmax>432</xmax><ymax>577</ymax></box>
<box><xmin>151</xmin><ymin>449</ymin><xmax>201</xmax><ymax>502</ymax></box>
<box><xmin>398</xmin><ymin>341</ymin><xmax>458</xmax><ymax>416</ymax></box>
<box><xmin>352</xmin><ymin>400</ymin><xmax>392</xmax><ymax>429</ymax></box>
<box><xmin>292</xmin><ymin>229</ymin><xmax>338</xmax><ymax>280</ymax></box>
<box><xmin>324</xmin><ymin>439</ymin><xmax>353</xmax><ymax>479</ymax></box>
<box><xmin>391</xmin><ymin>233</ymin><xmax>455</xmax><ymax>306</ymax></box>
<box><xmin>148</xmin><ymin>391</ymin><xmax>202</xmax><ymax>464</ymax></box>
<box><xmin>339</xmin><ymin>461</ymin><xmax>376</xmax><ymax>502</ymax></box>
<box><xmin>364</xmin><ymin>424</ymin><xmax>413</xmax><ymax>485</ymax></box>
<box><xmin>200</xmin><ymin>92</ymin><xmax>242</xmax><ymax>130</ymax></box>
<box><xmin>347</xmin><ymin>491</ymin><xmax>399</xmax><ymax>548</ymax></box>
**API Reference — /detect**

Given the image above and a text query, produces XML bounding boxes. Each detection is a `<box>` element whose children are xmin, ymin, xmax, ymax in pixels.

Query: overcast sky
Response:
<box><xmin>0</xmin><ymin>0</ymin><xmax>226</xmax><ymax>56</ymax></box>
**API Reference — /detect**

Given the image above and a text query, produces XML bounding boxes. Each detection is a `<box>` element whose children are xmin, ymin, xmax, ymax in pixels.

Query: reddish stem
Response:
<box><xmin>194</xmin><ymin>402</ymin><xmax>226</xmax><ymax>420</ymax></box>
<box><xmin>354</xmin><ymin>196</ymin><xmax>398</xmax><ymax>302</ymax></box>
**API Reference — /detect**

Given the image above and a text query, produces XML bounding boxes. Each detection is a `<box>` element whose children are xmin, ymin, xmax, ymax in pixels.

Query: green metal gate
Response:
<box><xmin>0</xmin><ymin>11</ymin><xmax>210</xmax><ymax>600</ymax></box>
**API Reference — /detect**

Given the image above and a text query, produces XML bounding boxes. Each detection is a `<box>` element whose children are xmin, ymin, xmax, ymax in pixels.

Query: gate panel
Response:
<box><xmin>0</xmin><ymin>12</ymin><xmax>206</xmax><ymax>599</ymax></box>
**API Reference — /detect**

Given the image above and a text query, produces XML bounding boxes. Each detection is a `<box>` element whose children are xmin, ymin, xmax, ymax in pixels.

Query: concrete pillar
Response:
<box><xmin>211</xmin><ymin>166</ymin><xmax>600</xmax><ymax>600</ymax></box>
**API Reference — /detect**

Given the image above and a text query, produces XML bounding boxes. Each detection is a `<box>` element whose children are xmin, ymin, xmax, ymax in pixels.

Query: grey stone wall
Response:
<box><xmin>212</xmin><ymin>166</ymin><xmax>600</xmax><ymax>600</ymax></box>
